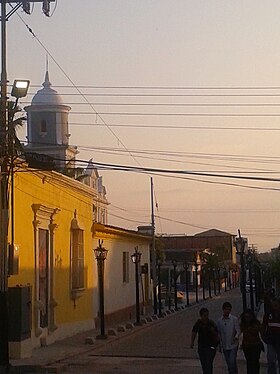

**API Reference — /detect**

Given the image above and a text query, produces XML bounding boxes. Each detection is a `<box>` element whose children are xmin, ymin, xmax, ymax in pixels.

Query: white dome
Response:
<box><xmin>31</xmin><ymin>71</ymin><xmax>64</xmax><ymax>106</ymax></box>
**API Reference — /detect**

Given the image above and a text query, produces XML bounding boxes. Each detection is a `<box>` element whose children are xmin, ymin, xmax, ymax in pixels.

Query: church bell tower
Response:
<box><xmin>24</xmin><ymin>71</ymin><xmax>78</xmax><ymax>169</ymax></box>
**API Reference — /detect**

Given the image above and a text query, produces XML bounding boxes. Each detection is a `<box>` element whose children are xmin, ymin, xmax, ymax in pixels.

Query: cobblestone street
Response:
<box><xmin>56</xmin><ymin>288</ymin><xmax>266</xmax><ymax>374</ymax></box>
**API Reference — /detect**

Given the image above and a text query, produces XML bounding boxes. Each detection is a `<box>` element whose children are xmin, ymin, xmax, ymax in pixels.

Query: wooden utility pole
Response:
<box><xmin>150</xmin><ymin>177</ymin><xmax>157</xmax><ymax>314</ymax></box>
<box><xmin>0</xmin><ymin>1</ymin><xmax>54</xmax><ymax>369</ymax></box>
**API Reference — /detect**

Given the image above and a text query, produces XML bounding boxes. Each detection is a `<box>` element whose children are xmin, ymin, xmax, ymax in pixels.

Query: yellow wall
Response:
<box><xmin>9</xmin><ymin>169</ymin><xmax>95</xmax><ymax>332</ymax></box>
<box><xmin>8</xmin><ymin>168</ymin><xmax>151</xmax><ymax>355</ymax></box>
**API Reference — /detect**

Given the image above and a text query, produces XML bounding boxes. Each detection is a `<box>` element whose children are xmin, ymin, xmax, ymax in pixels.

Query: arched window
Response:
<box><xmin>40</xmin><ymin>120</ymin><xmax>47</xmax><ymax>134</ymax></box>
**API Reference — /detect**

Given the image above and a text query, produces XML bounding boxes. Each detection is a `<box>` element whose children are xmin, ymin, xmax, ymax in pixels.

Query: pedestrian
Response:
<box><xmin>217</xmin><ymin>301</ymin><xmax>240</xmax><ymax>374</ymax></box>
<box><xmin>262</xmin><ymin>297</ymin><xmax>280</xmax><ymax>374</ymax></box>
<box><xmin>240</xmin><ymin>308</ymin><xmax>264</xmax><ymax>374</ymax></box>
<box><xmin>190</xmin><ymin>307</ymin><xmax>219</xmax><ymax>374</ymax></box>
<box><xmin>264</xmin><ymin>288</ymin><xmax>275</xmax><ymax>315</ymax></box>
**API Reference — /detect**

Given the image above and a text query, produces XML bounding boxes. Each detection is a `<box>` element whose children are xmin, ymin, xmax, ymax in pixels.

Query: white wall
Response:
<box><xmin>92</xmin><ymin>237</ymin><xmax>150</xmax><ymax>318</ymax></box>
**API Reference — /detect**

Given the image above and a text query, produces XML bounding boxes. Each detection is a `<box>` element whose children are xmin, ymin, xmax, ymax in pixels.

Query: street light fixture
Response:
<box><xmin>235</xmin><ymin>230</ymin><xmax>247</xmax><ymax>312</ymax></box>
<box><xmin>183</xmin><ymin>261</ymin><xmax>190</xmax><ymax>306</ymax></box>
<box><xmin>94</xmin><ymin>240</ymin><xmax>108</xmax><ymax>339</ymax></box>
<box><xmin>11</xmin><ymin>79</ymin><xmax>30</xmax><ymax>100</ymax></box>
<box><xmin>131</xmin><ymin>246</ymin><xmax>142</xmax><ymax>325</ymax></box>
<box><xmin>172</xmin><ymin>259</ymin><xmax>178</xmax><ymax>311</ymax></box>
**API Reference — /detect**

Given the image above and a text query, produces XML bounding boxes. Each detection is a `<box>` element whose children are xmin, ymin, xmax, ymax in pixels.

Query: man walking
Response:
<box><xmin>217</xmin><ymin>301</ymin><xmax>240</xmax><ymax>374</ymax></box>
<box><xmin>262</xmin><ymin>297</ymin><xmax>280</xmax><ymax>374</ymax></box>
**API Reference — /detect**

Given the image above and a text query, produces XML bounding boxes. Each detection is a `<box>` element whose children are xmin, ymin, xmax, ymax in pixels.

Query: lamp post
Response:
<box><xmin>157</xmin><ymin>258</ymin><xmax>162</xmax><ymax>317</ymax></box>
<box><xmin>217</xmin><ymin>267</ymin><xmax>221</xmax><ymax>294</ymax></box>
<box><xmin>94</xmin><ymin>240</ymin><xmax>108</xmax><ymax>339</ymax></box>
<box><xmin>254</xmin><ymin>263</ymin><xmax>261</xmax><ymax>306</ymax></box>
<box><xmin>10</xmin><ymin>79</ymin><xmax>30</xmax><ymax>257</ymax></box>
<box><xmin>247</xmin><ymin>251</ymin><xmax>254</xmax><ymax>311</ymax></box>
<box><xmin>201</xmin><ymin>265</ymin><xmax>206</xmax><ymax>300</ymax></box>
<box><xmin>228</xmin><ymin>266</ymin><xmax>232</xmax><ymax>290</ymax></box>
<box><xmin>0</xmin><ymin>78</ymin><xmax>29</xmax><ymax>368</ymax></box>
<box><xmin>235</xmin><ymin>230</ymin><xmax>247</xmax><ymax>312</ymax></box>
<box><xmin>172</xmin><ymin>259</ymin><xmax>178</xmax><ymax>310</ymax></box>
<box><xmin>208</xmin><ymin>267</ymin><xmax>212</xmax><ymax>298</ymax></box>
<box><xmin>212</xmin><ymin>267</ymin><xmax>217</xmax><ymax>296</ymax></box>
<box><xmin>194</xmin><ymin>260</ymin><xmax>199</xmax><ymax>303</ymax></box>
<box><xmin>224</xmin><ymin>267</ymin><xmax>227</xmax><ymax>292</ymax></box>
<box><xmin>131</xmin><ymin>246</ymin><xmax>142</xmax><ymax>325</ymax></box>
<box><xmin>183</xmin><ymin>261</ymin><xmax>190</xmax><ymax>306</ymax></box>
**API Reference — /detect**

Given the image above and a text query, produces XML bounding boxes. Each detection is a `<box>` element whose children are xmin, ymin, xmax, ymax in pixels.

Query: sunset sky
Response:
<box><xmin>6</xmin><ymin>0</ymin><xmax>280</xmax><ymax>251</ymax></box>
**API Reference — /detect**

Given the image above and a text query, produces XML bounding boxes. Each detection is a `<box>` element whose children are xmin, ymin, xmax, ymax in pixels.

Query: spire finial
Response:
<box><xmin>43</xmin><ymin>55</ymin><xmax>51</xmax><ymax>88</ymax></box>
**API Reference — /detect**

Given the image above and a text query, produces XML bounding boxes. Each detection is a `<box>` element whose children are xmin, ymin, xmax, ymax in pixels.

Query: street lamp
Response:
<box><xmin>223</xmin><ymin>266</ymin><xmax>227</xmax><ymax>292</ymax></box>
<box><xmin>212</xmin><ymin>267</ymin><xmax>217</xmax><ymax>296</ymax></box>
<box><xmin>235</xmin><ymin>230</ymin><xmax>247</xmax><ymax>312</ymax></box>
<box><xmin>157</xmin><ymin>258</ymin><xmax>162</xmax><ymax>317</ymax></box>
<box><xmin>228</xmin><ymin>266</ymin><xmax>232</xmax><ymax>290</ymax></box>
<box><xmin>172</xmin><ymin>259</ymin><xmax>178</xmax><ymax>310</ymax></box>
<box><xmin>208</xmin><ymin>267</ymin><xmax>212</xmax><ymax>298</ymax></box>
<box><xmin>131</xmin><ymin>246</ymin><xmax>142</xmax><ymax>325</ymax></box>
<box><xmin>9</xmin><ymin>79</ymin><xmax>30</xmax><ymax>264</ymax></box>
<box><xmin>201</xmin><ymin>265</ymin><xmax>206</xmax><ymax>300</ymax></box>
<box><xmin>217</xmin><ymin>267</ymin><xmax>221</xmax><ymax>294</ymax></box>
<box><xmin>247</xmin><ymin>251</ymin><xmax>254</xmax><ymax>311</ymax></box>
<box><xmin>0</xmin><ymin>77</ymin><xmax>30</xmax><ymax>369</ymax></box>
<box><xmin>94</xmin><ymin>240</ymin><xmax>108</xmax><ymax>339</ymax></box>
<box><xmin>183</xmin><ymin>261</ymin><xmax>190</xmax><ymax>306</ymax></box>
<box><xmin>11</xmin><ymin>79</ymin><xmax>30</xmax><ymax>101</ymax></box>
<box><xmin>194</xmin><ymin>259</ymin><xmax>199</xmax><ymax>303</ymax></box>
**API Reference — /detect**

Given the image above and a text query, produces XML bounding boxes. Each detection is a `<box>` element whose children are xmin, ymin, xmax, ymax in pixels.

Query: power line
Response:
<box><xmin>67</xmin><ymin>112</ymin><xmax>280</xmax><ymax>117</ymax></box>
<box><xmin>49</xmin><ymin>157</ymin><xmax>280</xmax><ymax>183</ymax></box>
<box><xmin>14</xmin><ymin>11</ymin><xmax>144</xmax><ymax>169</ymax></box>
<box><xmin>17</xmin><ymin>84</ymin><xmax>280</xmax><ymax>89</ymax></box>
<box><xmin>22</xmin><ymin>92</ymin><xmax>280</xmax><ymax>97</ymax></box>
<box><xmin>69</xmin><ymin>122</ymin><xmax>280</xmax><ymax>132</ymax></box>
<box><xmin>19</xmin><ymin>101</ymin><xmax>280</xmax><ymax>107</ymax></box>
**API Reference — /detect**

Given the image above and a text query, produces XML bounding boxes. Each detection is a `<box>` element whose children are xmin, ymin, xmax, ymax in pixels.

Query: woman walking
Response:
<box><xmin>190</xmin><ymin>307</ymin><xmax>219</xmax><ymax>374</ymax></box>
<box><xmin>240</xmin><ymin>309</ymin><xmax>263</xmax><ymax>374</ymax></box>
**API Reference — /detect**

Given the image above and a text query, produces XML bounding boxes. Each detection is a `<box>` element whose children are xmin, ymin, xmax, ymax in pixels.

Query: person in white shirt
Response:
<box><xmin>217</xmin><ymin>301</ymin><xmax>240</xmax><ymax>374</ymax></box>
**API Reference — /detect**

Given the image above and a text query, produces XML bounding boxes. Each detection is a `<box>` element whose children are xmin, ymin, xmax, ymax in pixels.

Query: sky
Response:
<box><xmin>5</xmin><ymin>0</ymin><xmax>280</xmax><ymax>251</ymax></box>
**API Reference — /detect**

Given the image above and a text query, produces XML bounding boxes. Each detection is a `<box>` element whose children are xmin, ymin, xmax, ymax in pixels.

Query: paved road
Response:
<box><xmin>59</xmin><ymin>288</ymin><xmax>267</xmax><ymax>374</ymax></box>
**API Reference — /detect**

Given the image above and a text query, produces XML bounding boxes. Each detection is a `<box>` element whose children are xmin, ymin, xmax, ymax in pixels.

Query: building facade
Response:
<box><xmin>8</xmin><ymin>168</ymin><xmax>151</xmax><ymax>358</ymax></box>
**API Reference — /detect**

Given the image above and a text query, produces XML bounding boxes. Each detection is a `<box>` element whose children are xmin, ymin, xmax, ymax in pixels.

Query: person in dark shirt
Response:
<box><xmin>262</xmin><ymin>298</ymin><xmax>280</xmax><ymax>374</ymax></box>
<box><xmin>240</xmin><ymin>309</ymin><xmax>263</xmax><ymax>374</ymax></box>
<box><xmin>190</xmin><ymin>307</ymin><xmax>219</xmax><ymax>374</ymax></box>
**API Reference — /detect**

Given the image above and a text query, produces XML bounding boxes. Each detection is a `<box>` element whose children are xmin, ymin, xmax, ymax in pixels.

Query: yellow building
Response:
<box><xmin>8</xmin><ymin>167</ymin><xmax>151</xmax><ymax>359</ymax></box>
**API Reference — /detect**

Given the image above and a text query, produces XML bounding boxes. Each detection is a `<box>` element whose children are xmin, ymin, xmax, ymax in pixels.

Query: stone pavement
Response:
<box><xmin>9</xmin><ymin>288</ymin><xmax>268</xmax><ymax>373</ymax></box>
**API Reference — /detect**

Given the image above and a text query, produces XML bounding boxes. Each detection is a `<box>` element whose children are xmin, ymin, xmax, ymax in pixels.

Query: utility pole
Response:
<box><xmin>0</xmin><ymin>0</ymin><xmax>9</xmax><ymax>368</ymax></box>
<box><xmin>0</xmin><ymin>1</ymin><xmax>54</xmax><ymax>369</ymax></box>
<box><xmin>150</xmin><ymin>177</ymin><xmax>157</xmax><ymax>315</ymax></box>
